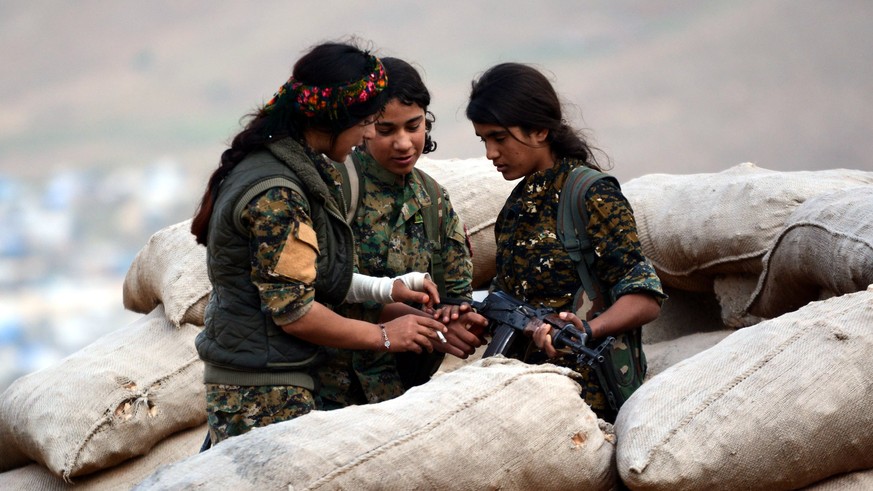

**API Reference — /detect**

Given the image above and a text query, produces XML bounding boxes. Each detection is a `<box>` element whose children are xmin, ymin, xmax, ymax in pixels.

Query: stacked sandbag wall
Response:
<box><xmin>135</xmin><ymin>357</ymin><xmax>617</xmax><ymax>491</ymax></box>
<box><xmin>616</xmin><ymin>286</ymin><xmax>873</xmax><ymax>490</ymax></box>
<box><xmin>0</xmin><ymin>305</ymin><xmax>204</xmax><ymax>481</ymax></box>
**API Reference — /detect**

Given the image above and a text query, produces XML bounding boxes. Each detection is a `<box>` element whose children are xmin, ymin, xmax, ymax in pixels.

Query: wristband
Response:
<box><xmin>379</xmin><ymin>324</ymin><xmax>390</xmax><ymax>351</ymax></box>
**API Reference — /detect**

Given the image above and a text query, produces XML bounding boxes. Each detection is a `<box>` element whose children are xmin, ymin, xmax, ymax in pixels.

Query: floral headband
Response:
<box><xmin>265</xmin><ymin>55</ymin><xmax>388</xmax><ymax>119</ymax></box>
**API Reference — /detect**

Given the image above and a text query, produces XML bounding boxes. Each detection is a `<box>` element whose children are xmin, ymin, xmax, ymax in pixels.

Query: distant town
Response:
<box><xmin>0</xmin><ymin>158</ymin><xmax>201</xmax><ymax>392</ymax></box>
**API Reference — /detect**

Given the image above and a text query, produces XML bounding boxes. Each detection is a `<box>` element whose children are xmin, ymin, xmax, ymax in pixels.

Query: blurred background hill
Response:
<box><xmin>1</xmin><ymin>0</ymin><xmax>872</xmax><ymax>392</ymax></box>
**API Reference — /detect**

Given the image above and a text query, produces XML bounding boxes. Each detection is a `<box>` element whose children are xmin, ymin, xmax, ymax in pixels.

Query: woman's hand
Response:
<box><xmin>381</xmin><ymin>314</ymin><xmax>448</xmax><ymax>353</ymax></box>
<box><xmin>428</xmin><ymin>301</ymin><xmax>473</xmax><ymax>324</ymax></box>
<box><xmin>532</xmin><ymin>311</ymin><xmax>584</xmax><ymax>359</ymax></box>
<box><xmin>390</xmin><ymin>274</ymin><xmax>440</xmax><ymax>309</ymax></box>
<box><xmin>433</xmin><ymin>311</ymin><xmax>490</xmax><ymax>358</ymax></box>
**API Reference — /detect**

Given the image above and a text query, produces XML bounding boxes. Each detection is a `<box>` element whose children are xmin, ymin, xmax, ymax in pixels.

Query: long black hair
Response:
<box><xmin>466</xmin><ymin>62</ymin><xmax>604</xmax><ymax>169</ymax></box>
<box><xmin>380</xmin><ymin>57</ymin><xmax>437</xmax><ymax>153</ymax></box>
<box><xmin>191</xmin><ymin>41</ymin><xmax>387</xmax><ymax>244</ymax></box>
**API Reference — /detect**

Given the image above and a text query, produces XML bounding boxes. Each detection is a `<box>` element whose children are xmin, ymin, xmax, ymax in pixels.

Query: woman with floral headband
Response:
<box><xmin>190</xmin><ymin>41</ymin><xmax>449</xmax><ymax>445</ymax></box>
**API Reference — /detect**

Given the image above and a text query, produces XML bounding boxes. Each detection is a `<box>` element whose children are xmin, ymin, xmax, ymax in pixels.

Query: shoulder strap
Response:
<box><xmin>556</xmin><ymin>166</ymin><xmax>613</xmax><ymax>303</ymax></box>
<box><xmin>336</xmin><ymin>153</ymin><xmax>363</xmax><ymax>224</ymax></box>
<box><xmin>232</xmin><ymin>176</ymin><xmax>307</xmax><ymax>235</ymax></box>
<box><xmin>414</xmin><ymin>168</ymin><xmax>447</xmax><ymax>297</ymax></box>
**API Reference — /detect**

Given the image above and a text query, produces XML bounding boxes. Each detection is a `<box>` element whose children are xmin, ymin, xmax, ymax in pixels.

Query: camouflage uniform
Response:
<box><xmin>324</xmin><ymin>150</ymin><xmax>473</xmax><ymax>408</ymax></box>
<box><xmin>493</xmin><ymin>158</ymin><xmax>666</xmax><ymax>418</ymax></box>
<box><xmin>206</xmin><ymin>384</ymin><xmax>316</xmax><ymax>445</ymax></box>
<box><xmin>204</xmin><ymin>147</ymin><xmax>346</xmax><ymax>441</ymax></box>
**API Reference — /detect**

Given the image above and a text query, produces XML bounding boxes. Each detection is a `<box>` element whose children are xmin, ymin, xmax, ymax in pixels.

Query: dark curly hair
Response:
<box><xmin>380</xmin><ymin>57</ymin><xmax>437</xmax><ymax>154</ymax></box>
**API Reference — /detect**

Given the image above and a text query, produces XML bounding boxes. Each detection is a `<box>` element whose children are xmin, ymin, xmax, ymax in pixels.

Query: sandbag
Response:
<box><xmin>747</xmin><ymin>186</ymin><xmax>873</xmax><ymax>318</ymax></box>
<box><xmin>642</xmin><ymin>329</ymin><xmax>733</xmax><ymax>380</ymax></box>
<box><xmin>801</xmin><ymin>468</ymin><xmax>873</xmax><ymax>490</ymax></box>
<box><xmin>622</xmin><ymin>163</ymin><xmax>873</xmax><ymax>291</ymax></box>
<box><xmin>135</xmin><ymin>357</ymin><xmax>617</xmax><ymax>491</ymax></box>
<box><xmin>641</xmin><ymin>286</ymin><xmax>726</xmax><ymax>344</ymax></box>
<box><xmin>712</xmin><ymin>274</ymin><xmax>763</xmax><ymax>328</ymax></box>
<box><xmin>616</xmin><ymin>286</ymin><xmax>873</xmax><ymax>490</ymax></box>
<box><xmin>418</xmin><ymin>157</ymin><xmax>519</xmax><ymax>288</ymax></box>
<box><xmin>0</xmin><ymin>424</ymin><xmax>205</xmax><ymax>490</ymax></box>
<box><xmin>123</xmin><ymin>219</ymin><xmax>211</xmax><ymax>327</ymax></box>
<box><xmin>0</xmin><ymin>305</ymin><xmax>205</xmax><ymax>480</ymax></box>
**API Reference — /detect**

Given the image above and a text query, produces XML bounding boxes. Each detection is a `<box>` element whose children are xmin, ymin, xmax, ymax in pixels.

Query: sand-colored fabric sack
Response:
<box><xmin>123</xmin><ymin>219</ymin><xmax>211</xmax><ymax>327</ymax></box>
<box><xmin>622</xmin><ymin>163</ymin><xmax>873</xmax><ymax>291</ymax></box>
<box><xmin>0</xmin><ymin>305</ymin><xmax>205</xmax><ymax>480</ymax></box>
<box><xmin>136</xmin><ymin>357</ymin><xmax>617</xmax><ymax>491</ymax></box>
<box><xmin>0</xmin><ymin>424</ymin><xmax>205</xmax><ymax>490</ymax></box>
<box><xmin>418</xmin><ymin>157</ymin><xmax>519</xmax><ymax>288</ymax></box>
<box><xmin>616</xmin><ymin>286</ymin><xmax>873</xmax><ymax>490</ymax></box>
<box><xmin>640</xmin><ymin>286</ymin><xmax>727</xmax><ymax>344</ymax></box>
<box><xmin>712</xmin><ymin>274</ymin><xmax>763</xmax><ymax>328</ymax></box>
<box><xmin>747</xmin><ymin>186</ymin><xmax>873</xmax><ymax>319</ymax></box>
<box><xmin>642</xmin><ymin>329</ymin><xmax>733</xmax><ymax>380</ymax></box>
<box><xmin>801</xmin><ymin>468</ymin><xmax>873</xmax><ymax>490</ymax></box>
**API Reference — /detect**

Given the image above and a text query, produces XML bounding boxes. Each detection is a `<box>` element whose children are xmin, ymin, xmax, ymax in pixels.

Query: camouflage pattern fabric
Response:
<box><xmin>493</xmin><ymin>158</ymin><xmax>665</xmax><ymax>418</ymax></box>
<box><xmin>348</xmin><ymin>151</ymin><xmax>472</xmax><ymax>300</ymax></box>
<box><xmin>314</xmin><ymin>347</ymin><xmax>406</xmax><ymax>410</ymax></box>
<box><xmin>205</xmin><ymin>383</ymin><xmax>317</xmax><ymax>445</ymax></box>
<box><xmin>324</xmin><ymin>150</ymin><xmax>473</xmax><ymax>408</ymax></box>
<box><xmin>240</xmin><ymin>149</ymin><xmax>346</xmax><ymax>325</ymax></box>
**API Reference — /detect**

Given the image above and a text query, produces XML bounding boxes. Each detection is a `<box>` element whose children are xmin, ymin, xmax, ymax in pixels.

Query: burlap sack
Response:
<box><xmin>746</xmin><ymin>186</ymin><xmax>873</xmax><ymax>319</ymax></box>
<box><xmin>801</xmin><ymin>468</ymin><xmax>873</xmax><ymax>490</ymax></box>
<box><xmin>616</xmin><ymin>286</ymin><xmax>873</xmax><ymax>490</ymax></box>
<box><xmin>0</xmin><ymin>424</ymin><xmax>205</xmax><ymax>490</ymax></box>
<box><xmin>642</xmin><ymin>329</ymin><xmax>733</xmax><ymax>380</ymax></box>
<box><xmin>0</xmin><ymin>305</ymin><xmax>205</xmax><ymax>480</ymax></box>
<box><xmin>712</xmin><ymin>274</ymin><xmax>763</xmax><ymax>328</ymax></box>
<box><xmin>418</xmin><ymin>157</ymin><xmax>520</xmax><ymax>288</ymax></box>
<box><xmin>135</xmin><ymin>357</ymin><xmax>617</xmax><ymax>491</ymax></box>
<box><xmin>123</xmin><ymin>219</ymin><xmax>211</xmax><ymax>327</ymax></box>
<box><xmin>641</xmin><ymin>286</ymin><xmax>726</xmax><ymax>344</ymax></box>
<box><xmin>622</xmin><ymin>163</ymin><xmax>873</xmax><ymax>291</ymax></box>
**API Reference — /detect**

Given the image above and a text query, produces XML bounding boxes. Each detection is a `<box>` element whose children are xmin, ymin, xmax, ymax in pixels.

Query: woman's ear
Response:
<box><xmin>532</xmin><ymin>128</ymin><xmax>549</xmax><ymax>145</ymax></box>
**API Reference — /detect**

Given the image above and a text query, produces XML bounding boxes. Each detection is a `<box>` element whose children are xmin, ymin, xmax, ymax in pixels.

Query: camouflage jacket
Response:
<box><xmin>494</xmin><ymin>158</ymin><xmax>665</xmax><ymax>415</ymax></box>
<box><xmin>322</xmin><ymin>150</ymin><xmax>473</xmax><ymax>407</ymax></box>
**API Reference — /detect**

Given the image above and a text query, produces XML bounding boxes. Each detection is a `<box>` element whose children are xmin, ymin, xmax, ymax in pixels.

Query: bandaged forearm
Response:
<box><xmin>344</xmin><ymin>272</ymin><xmax>430</xmax><ymax>304</ymax></box>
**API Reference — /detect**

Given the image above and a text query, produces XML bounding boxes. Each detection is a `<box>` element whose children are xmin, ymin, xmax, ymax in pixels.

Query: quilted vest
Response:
<box><xmin>195</xmin><ymin>138</ymin><xmax>354</xmax><ymax>387</ymax></box>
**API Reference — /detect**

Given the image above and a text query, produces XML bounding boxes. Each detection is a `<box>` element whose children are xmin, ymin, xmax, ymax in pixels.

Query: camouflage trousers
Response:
<box><xmin>205</xmin><ymin>383</ymin><xmax>317</xmax><ymax>445</ymax></box>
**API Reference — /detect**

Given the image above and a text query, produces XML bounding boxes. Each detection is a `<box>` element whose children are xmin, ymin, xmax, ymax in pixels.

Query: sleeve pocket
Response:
<box><xmin>273</xmin><ymin>223</ymin><xmax>319</xmax><ymax>283</ymax></box>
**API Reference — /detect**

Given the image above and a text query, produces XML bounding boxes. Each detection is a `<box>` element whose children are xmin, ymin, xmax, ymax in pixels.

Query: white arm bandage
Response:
<box><xmin>344</xmin><ymin>272</ymin><xmax>431</xmax><ymax>304</ymax></box>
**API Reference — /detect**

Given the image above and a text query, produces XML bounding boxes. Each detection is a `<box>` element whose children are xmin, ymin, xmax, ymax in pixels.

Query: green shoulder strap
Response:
<box><xmin>556</xmin><ymin>166</ymin><xmax>616</xmax><ymax>304</ymax></box>
<box><xmin>556</xmin><ymin>166</ymin><xmax>646</xmax><ymax>414</ymax></box>
<box><xmin>336</xmin><ymin>153</ymin><xmax>364</xmax><ymax>225</ymax></box>
<box><xmin>414</xmin><ymin>167</ymin><xmax>447</xmax><ymax>298</ymax></box>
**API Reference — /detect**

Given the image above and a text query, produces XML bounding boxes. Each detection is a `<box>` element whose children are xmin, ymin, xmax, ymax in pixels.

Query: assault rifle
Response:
<box><xmin>442</xmin><ymin>291</ymin><xmax>618</xmax><ymax>407</ymax></box>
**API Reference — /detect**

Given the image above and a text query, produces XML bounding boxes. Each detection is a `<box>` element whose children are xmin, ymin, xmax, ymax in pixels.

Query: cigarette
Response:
<box><xmin>436</xmin><ymin>330</ymin><xmax>447</xmax><ymax>343</ymax></box>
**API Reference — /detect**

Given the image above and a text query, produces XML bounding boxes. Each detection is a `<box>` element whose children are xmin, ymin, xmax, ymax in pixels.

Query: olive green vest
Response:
<box><xmin>195</xmin><ymin>138</ymin><xmax>354</xmax><ymax>388</ymax></box>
